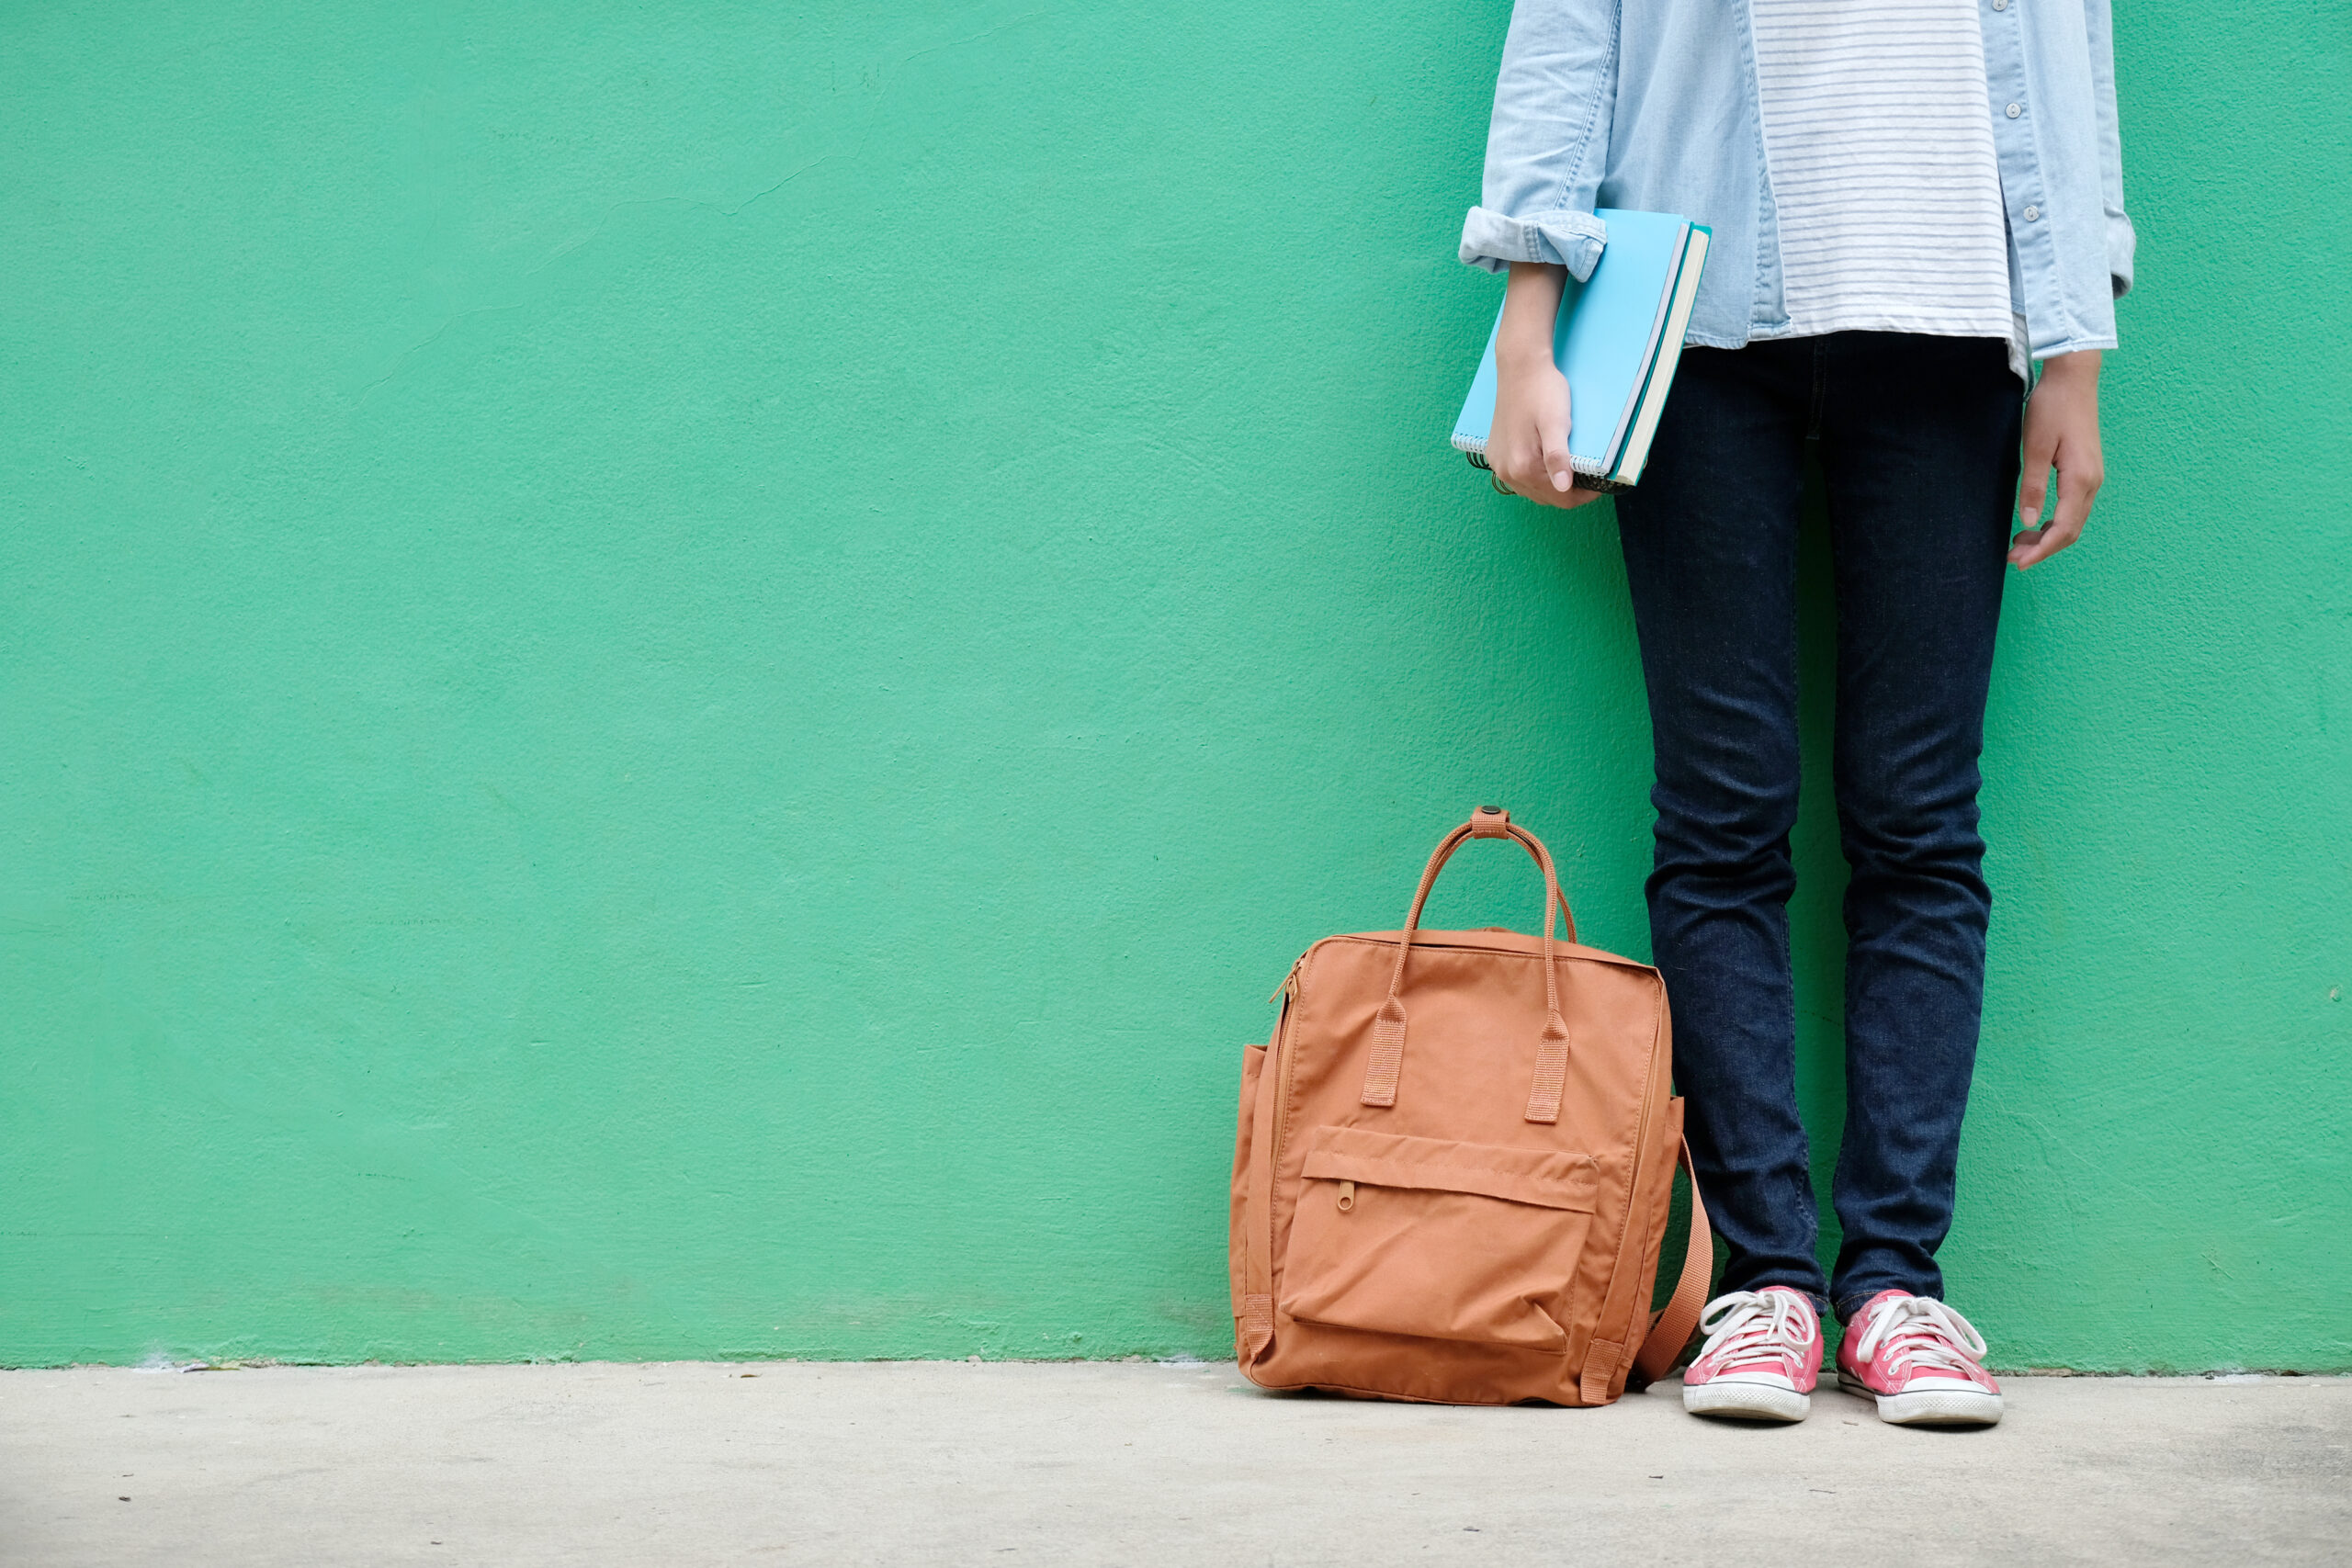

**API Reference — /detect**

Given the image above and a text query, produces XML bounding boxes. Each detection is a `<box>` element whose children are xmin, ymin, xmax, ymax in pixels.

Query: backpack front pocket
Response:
<box><xmin>1279</xmin><ymin>1126</ymin><xmax>1598</xmax><ymax>1351</ymax></box>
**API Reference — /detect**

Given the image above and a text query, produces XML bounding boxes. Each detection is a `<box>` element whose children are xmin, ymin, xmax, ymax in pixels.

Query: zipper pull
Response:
<box><xmin>1266</xmin><ymin>957</ymin><xmax>1303</xmax><ymax>1005</ymax></box>
<box><xmin>1336</xmin><ymin>1180</ymin><xmax>1355</xmax><ymax>1213</ymax></box>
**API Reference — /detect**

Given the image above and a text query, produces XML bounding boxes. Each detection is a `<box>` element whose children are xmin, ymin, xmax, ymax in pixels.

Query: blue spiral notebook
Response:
<box><xmin>1452</xmin><ymin>209</ymin><xmax>1711</xmax><ymax>492</ymax></box>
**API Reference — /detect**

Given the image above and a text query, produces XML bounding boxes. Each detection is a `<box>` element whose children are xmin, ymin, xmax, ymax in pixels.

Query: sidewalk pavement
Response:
<box><xmin>2</xmin><ymin>1361</ymin><xmax>2346</xmax><ymax>1566</ymax></box>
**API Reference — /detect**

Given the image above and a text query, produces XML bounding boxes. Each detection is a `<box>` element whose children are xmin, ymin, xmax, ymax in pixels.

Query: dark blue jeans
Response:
<box><xmin>1614</xmin><ymin>332</ymin><xmax>2021</xmax><ymax>1323</ymax></box>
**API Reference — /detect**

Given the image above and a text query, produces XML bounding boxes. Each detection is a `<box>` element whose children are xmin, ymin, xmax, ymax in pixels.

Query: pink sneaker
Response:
<box><xmin>1679</xmin><ymin>1287</ymin><xmax>1821</xmax><ymax>1422</ymax></box>
<box><xmin>1837</xmin><ymin>1291</ymin><xmax>2005</xmax><ymax>1427</ymax></box>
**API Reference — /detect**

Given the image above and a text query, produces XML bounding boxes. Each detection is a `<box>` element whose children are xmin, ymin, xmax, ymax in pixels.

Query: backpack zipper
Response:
<box><xmin>1263</xmin><ymin>953</ymin><xmax>1306</xmax><ymax>1282</ymax></box>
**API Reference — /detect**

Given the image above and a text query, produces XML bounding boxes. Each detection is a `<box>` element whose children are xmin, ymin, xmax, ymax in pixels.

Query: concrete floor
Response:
<box><xmin>2</xmin><ymin>1362</ymin><xmax>2346</xmax><ymax>1566</ymax></box>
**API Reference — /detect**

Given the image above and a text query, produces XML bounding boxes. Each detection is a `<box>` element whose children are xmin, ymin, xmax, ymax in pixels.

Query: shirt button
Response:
<box><xmin>2006</xmin><ymin>102</ymin><xmax>2023</xmax><ymax>118</ymax></box>
<box><xmin>1992</xmin><ymin>0</ymin><xmax>2007</xmax><ymax>9</ymax></box>
<box><xmin>2023</xmin><ymin>205</ymin><xmax>2041</xmax><ymax>220</ymax></box>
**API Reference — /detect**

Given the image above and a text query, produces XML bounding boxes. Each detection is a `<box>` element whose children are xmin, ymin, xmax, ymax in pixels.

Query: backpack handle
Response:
<box><xmin>1359</xmin><ymin>807</ymin><xmax>1580</xmax><ymax>1122</ymax></box>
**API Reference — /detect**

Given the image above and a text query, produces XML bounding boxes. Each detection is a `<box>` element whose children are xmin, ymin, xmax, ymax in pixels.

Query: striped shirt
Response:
<box><xmin>1750</xmin><ymin>0</ymin><xmax>2020</xmax><ymax>366</ymax></box>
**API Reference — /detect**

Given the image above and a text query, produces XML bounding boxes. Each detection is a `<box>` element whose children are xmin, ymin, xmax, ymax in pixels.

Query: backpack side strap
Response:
<box><xmin>1631</xmin><ymin>1136</ymin><xmax>1714</xmax><ymax>1385</ymax></box>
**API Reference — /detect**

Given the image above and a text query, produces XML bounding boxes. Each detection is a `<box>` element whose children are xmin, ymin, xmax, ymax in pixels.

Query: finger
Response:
<box><xmin>1521</xmin><ymin>474</ymin><xmax>1587</xmax><ymax>511</ymax></box>
<box><xmin>1497</xmin><ymin>446</ymin><xmax>1547</xmax><ymax>504</ymax></box>
<box><xmin>1496</xmin><ymin>447</ymin><xmax>1538</xmax><ymax>502</ymax></box>
<box><xmin>2008</xmin><ymin>521</ymin><xmax>2078</xmax><ymax>570</ymax></box>
<box><xmin>2051</xmin><ymin>443</ymin><xmax>2102</xmax><ymax>540</ymax></box>
<box><xmin>1521</xmin><ymin>476</ymin><xmax>1574</xmax><ymax>510</ymax></box>
<box><xmin>2011</xmin><ymin>443</ymin><xmax>2101</xmax><ymax>569</ymax></box>
<box><xmin>2010</xmin><ymin>508</ymin><xmax>2084</xmax><ymax>569</ymax></box>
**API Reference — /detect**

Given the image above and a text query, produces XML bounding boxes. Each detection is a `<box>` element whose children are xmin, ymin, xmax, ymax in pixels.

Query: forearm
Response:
<box><xmin>1497</xmin><ymin>263</ymin><xmax>1566</xmax><ymax>376</ymax></box>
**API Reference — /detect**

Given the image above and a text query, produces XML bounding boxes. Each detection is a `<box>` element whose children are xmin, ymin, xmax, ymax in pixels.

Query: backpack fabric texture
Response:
<box><xmin>1228</xmin><ymin>807</ymin><xmax>1714</xmax><ymax>1406</ymax></box>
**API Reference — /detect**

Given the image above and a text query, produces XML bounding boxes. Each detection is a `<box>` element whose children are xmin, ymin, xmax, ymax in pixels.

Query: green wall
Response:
<box><xmin>4</xmin><ymin>1</ymin><xmax>2346</xmax><ymax>1372</ymax></box>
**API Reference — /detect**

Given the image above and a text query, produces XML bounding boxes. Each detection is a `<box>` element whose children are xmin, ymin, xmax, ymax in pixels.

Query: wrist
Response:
<box><xmin>2039</xmin><ymin>349</ymin><xmax>2102</xmax><ymax>383</ymax></box>
<box><xmin>1497</xmin><ymin>261</ymin><xmax>1566</xmax><ymax>378</ymax></box>
<box><xmin>1496</xmin><ymin>339</ymin><xmax>1559</xmax><ymax>379</ymax></box>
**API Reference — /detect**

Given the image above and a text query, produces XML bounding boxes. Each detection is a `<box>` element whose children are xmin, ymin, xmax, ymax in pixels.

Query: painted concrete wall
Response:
<box><xmin>3</xmin><ymin>2</ymin><xmax>2346</xmax><ymax>1371</ymax></box>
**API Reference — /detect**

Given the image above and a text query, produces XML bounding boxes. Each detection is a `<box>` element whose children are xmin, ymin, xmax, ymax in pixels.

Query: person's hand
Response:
<box><xmin>1487</xmin><ymin>263</ymin><xmax>1607</xmax><ymax>511</ymax></box>
<box><xmin>2010</xmin><ymin>350</ymin><xmax>2104</xmax><ymax>570</ymax></box>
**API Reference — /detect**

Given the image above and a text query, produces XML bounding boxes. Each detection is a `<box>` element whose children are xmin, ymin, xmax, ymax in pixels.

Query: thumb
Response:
<box><xmin>2015</xmin><ymin>466</ymin><xmax>2049</xmax><ymax>536</ymax></box>
<box><xmin>1539</xmin><ymin>416</ymin><xmax>1577</xmax><ymax>494</ymax></box>
<box><xmin>2016</xmin><ymin>435</ymin><xmax>2053</xmax><ymax>536</ymax></box>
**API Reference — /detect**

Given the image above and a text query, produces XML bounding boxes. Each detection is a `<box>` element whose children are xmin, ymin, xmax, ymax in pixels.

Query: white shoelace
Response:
<box><xmin>1850</xmin><ymin>1294</ymin><xmax>1990</xmax><ymax>1376</ymax></box>
<box><xmin>1695</xmin><ymin>1290</ymin><xmax>1816</xmax><ymax>1366</ymax></box>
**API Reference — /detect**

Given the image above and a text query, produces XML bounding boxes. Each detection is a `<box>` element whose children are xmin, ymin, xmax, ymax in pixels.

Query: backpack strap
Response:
<box><xmin>1360</xmin><ymin>808</ymin><xmax>1579</xmax><ymax>1119</ymax></box>
<box><xmin>1631</xmin><ymin>1135</ymin><xmax>1714</xmax><ymax>1385</ymax></box>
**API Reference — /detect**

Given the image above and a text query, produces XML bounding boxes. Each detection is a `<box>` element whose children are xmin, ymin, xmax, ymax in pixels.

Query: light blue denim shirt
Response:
<box><xmin>1461</xmin><ymin>0</ymin><xmax>2134</xmax><ymax>360</ymax></box>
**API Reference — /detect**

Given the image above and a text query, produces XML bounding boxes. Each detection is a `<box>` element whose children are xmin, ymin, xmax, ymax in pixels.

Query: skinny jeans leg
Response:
<box><xmin>1615</xmin><ymin>333</ymin><xmax>2020</xmax><ymax>1320</ymax></box>
<box><xmin>1814</xmin><ymin>332</ymin><xmax>2019</xmax><ymax>1318</ymax></box>
<box><xmin>1616</xmin><ymin>338</ymin><xmax>1824</xmax><ymax>1307</ymax></box>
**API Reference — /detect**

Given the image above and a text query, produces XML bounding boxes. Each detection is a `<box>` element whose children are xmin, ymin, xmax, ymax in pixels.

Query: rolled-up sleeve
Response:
<box><xmin>1459</xmin><ymin>0</ymin><xmax>1622</xmax><ymax>281</ymax></box>
<box><xmin>2083</xmin><ymin>0</ymin><xmax>2134</xmax><ymax>299</ymax></box>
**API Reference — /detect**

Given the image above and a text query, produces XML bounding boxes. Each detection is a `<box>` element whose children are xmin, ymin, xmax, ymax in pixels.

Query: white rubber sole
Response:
<box><xmin>1683</xmin><ymin>1377</ymin><xmax>1812</xmax><ymax>1423</ymax></box>
<box><xmin>1838</xmin><ymin>1371</ymin><xmax>2004</xmax><ymax>1427</ymax></box>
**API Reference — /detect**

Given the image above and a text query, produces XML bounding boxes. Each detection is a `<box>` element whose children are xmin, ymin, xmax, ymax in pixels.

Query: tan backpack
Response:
<box><xmin>1227</xmin><ymin>807</ymin><xmax>1713</xmax><ymax>1405</ymax></box>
